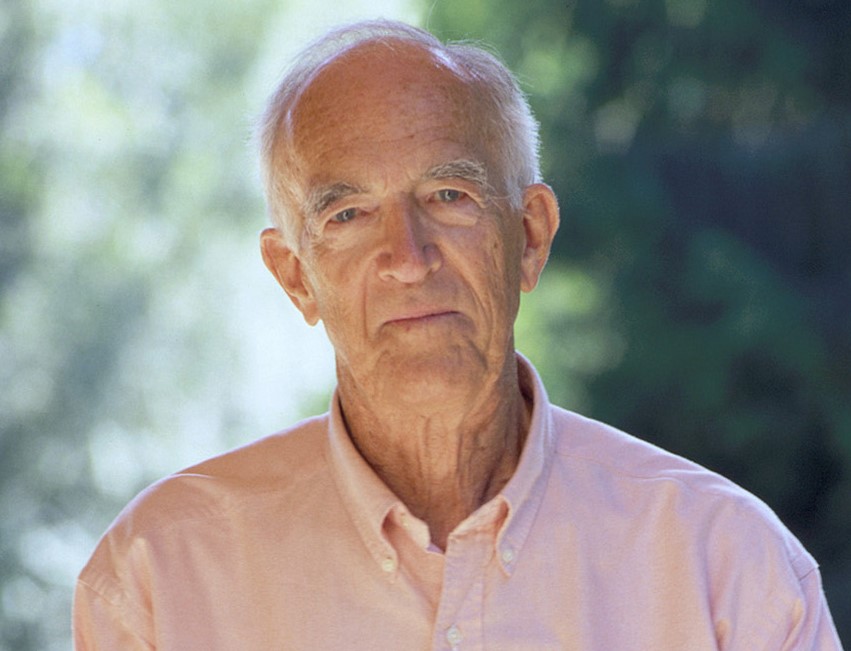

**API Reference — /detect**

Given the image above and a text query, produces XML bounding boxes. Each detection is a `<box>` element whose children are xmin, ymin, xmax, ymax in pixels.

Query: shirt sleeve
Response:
<box><xmin>773</xmin><ymin>566</ymin><xmax>844</xmax><ymax>651</ymax></box>
<box><xmin>700</xmin><ymin>484</ymin><xmax>844</xmax><ymax>651</ymax></box>
<box><xmin>734</xmin><ymin>540</ymin><xmax>844</xmax><ymax>651</ymax></box>
<box><xmin>73</xmin><ymin>572</ymin><xmax>155</xmax><ymax>650</ymax></box>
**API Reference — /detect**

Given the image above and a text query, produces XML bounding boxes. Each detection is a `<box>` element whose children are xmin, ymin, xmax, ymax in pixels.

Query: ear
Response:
<box><xmin>260</xmin><ymin>228</ymin><xmax>320</xmax><ymax>325</ymax></box>
<box><xmin>519</xmin><ymin>183</ymin><xmax>560</xmax><ymax>292</ymax></box>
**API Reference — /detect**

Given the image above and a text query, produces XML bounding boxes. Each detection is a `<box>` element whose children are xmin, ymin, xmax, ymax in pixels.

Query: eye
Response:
<box><xmin>434</xmin><ymin>188</ymin><xmax>467</xmax><ymax>203</ymax></box>
<box><xmin>331</xmin><ymin>207</ymin><xmax>358</xmax><ymax>223</ymax></box>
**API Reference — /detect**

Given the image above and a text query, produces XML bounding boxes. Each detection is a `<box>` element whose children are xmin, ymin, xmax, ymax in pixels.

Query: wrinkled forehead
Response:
<box><xmin>283</xmin><ymin>40</ymin><xmax>478</xmax><ymax>158</ymax></box>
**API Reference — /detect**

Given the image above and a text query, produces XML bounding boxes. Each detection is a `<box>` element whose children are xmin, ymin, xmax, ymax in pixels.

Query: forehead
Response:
<box><xmin>283</xmin><ymin>41</ymin><xmax>482</xmax><ymax>184</ymax></box>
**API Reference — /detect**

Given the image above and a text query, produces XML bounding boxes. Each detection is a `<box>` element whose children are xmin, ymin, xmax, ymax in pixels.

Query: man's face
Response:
<box><xmin>264</xmin><ymin>43</ymin><xmax>550</xmax><ymax>408</ymax></box>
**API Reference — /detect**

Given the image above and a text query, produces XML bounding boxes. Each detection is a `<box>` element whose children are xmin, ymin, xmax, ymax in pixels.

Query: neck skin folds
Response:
<box><xmin>338</xmin><ymin>352</ymin><xmax>531</xmax><ymax>551</ymax></box>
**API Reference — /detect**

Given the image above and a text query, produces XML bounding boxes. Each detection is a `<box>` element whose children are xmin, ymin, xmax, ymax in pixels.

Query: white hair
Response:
<box><xmin>256</xmin><ymin>19</ymin><xmax>541</xmax><ymax>248</ymax></box>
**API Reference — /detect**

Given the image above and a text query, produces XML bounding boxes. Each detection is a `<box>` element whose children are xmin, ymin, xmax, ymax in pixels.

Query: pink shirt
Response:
<box><xmin>74</xmin><ymin>357</ymin><xmax>842</xmax><ymax>650</ymax></box>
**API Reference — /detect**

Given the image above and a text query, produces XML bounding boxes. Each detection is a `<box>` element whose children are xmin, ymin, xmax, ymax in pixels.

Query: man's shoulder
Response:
<box><xmin>546</xmin><ymin>404</ymin><xmax>799</xmax><ymax>549</ymax></box>
<box><xmin>182</xmin><ymin>412</ymin><xmax>330</xmax><ymax>483</ymax></box>
<box><xmin>77</xmin><ymin>413</ymin><xmax>335</xmax><ymax>609</ymax></box>
<box><xmin>546</xmin><ymin>405</ymin><xmax>816</xmax><ymax>575</ymax></box>
<box><xmin>101</xmin><ymin>413</ymin><xmax>332</xmax><ymax>542</ymax></box>
<box><xmin>550</xmin><ymin>405</ymin><xmax>739</xmax><ymax>490</ymax></box>
<box><xmin>540</xmin><ymin>405</ymin><xmax>835</xmax><ymax>647</ymax></box>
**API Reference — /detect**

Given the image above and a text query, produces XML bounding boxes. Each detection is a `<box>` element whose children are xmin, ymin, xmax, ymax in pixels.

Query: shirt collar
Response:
<box><xmin>325</xmin><ymin>352</ymin><xmax>556</xmax><ymax>577</ymax></box>
<box><xmin>326</xmin><ymin>394</ymin><xmax>402</xmax><ymax>575</ymax></box>
<box><xmin>496</xmin><ymin>352</ymin><xmax>556</xmax><ymax>575</ymax></box>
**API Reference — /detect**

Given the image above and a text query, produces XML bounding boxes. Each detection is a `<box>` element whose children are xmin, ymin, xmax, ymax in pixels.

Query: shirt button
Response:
<box><xmin>381</xmin><ymin>557</ymin><xmax>396</xmax><ymax>572</ymax></box>
<box><xmin>501</xmin><ymin>547</ymin><xmax>515</xmax><ymax>564</ymax></box>
<box><xmin>446</xmin><ymin>624</ymin><xmax>462</xmax><ymax>647</ymax></box>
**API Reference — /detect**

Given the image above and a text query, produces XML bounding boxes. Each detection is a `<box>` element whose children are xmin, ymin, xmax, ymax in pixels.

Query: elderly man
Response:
<box><xmin>74</xmin><ymin>20</ymin><xmax>842</xmax><ymax>650</ymax></box>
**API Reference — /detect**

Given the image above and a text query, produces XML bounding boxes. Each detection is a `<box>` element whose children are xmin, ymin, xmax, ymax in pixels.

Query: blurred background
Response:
<box><xmin>1</xmin><ymin>0</ymin><xmax>849</xmax><ymax>647</ymax></box>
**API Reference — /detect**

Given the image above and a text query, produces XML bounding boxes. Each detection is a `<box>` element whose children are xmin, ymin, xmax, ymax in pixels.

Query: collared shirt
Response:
<box><xmin>74</xmin><ymin>356</ymin><xmax>843</xmax><ymax>650</ymax></box>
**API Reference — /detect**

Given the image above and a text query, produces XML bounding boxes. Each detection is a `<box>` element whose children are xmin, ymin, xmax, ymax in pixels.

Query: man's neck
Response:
<box><xmin>337</xmin><ymin>357</ymin><xmax>531</xmax><ymax>550</ymax></box>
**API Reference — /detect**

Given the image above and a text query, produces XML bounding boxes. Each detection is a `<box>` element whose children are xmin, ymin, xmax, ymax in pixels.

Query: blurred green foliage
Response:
<box><xmin>0</xmin><ymin>1</ymin><xmax>293</xmax><ymax>648</ymax></box>
<box><xmin>1</xmin><ymin>0</ymin><xmax>848</xmax><ymax>648</ymax></box>
<box><xmin>430</xmin><ymin>0</ymin><xmax>850</xmax><ymax>642</ymax></box>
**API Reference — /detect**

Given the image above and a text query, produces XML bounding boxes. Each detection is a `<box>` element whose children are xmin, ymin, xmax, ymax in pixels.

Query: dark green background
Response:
<box><xmin>429</xmin><ymin>0</ymin><xmax>850</xmax><ymax>643</ymax></box>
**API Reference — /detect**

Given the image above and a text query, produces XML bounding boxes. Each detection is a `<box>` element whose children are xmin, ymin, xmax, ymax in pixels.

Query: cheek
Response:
<box><xmin>461</xmin><ymin>229</ymin><xmax>522</xmax><ymax>315</ymax></box>
<box><xmin>317</xmin><ymin>280</ymin><xmax>359</xmax><ymax>325</ymax></box>
<box><xmin>303</xmin><ymin>260</ymin><xmax>352</xmax><ymax>325</ymax></box>
<box><xmin>309</xmin><ymin>256</ymin><xmax>376</xmax><ymax>343</ymax></box>
<box><xmin>494</xmin><ymin>223</ymin><xmax>526</xmax><ymax>312</ymax></box>
<box><xmin>488</xmin><ymin>218</ymin><xmax>524</xmax><ymax>281</ymax></box>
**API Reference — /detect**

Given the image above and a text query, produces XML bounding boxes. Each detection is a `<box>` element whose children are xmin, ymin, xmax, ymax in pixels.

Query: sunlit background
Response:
<box><xmin>1</xmin><ymin>0</ymin><xmax>849</xmax><ymax>648</ymax></box>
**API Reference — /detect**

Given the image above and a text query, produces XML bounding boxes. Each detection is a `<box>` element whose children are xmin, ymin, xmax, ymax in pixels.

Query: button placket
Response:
<box><xmin>432</xmin><ymin>527</ymin><xmax>491</xmax><ymax>650</ymax></box>
<box><xmin>446</xmin><ymin>624</ymin><xmax>463</xmax><ymax>648</ymax></box>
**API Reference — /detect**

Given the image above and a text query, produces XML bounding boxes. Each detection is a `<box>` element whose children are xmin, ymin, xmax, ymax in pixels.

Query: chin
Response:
<box><xmin>375</xmin><ymin>348</ymin><xmax>486</xmax><ymax>404</ymax></box>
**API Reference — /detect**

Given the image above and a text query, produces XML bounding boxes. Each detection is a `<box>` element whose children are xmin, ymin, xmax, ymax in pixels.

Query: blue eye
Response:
<box><xmin>332</xmin><ymin>208</ymin><xmax>358</xmax><ymax>223</ymax></box>
<box><xmin>436</xmin><ymin>189</ymin><xmax>465</xmax><ymax>202</ymax></box>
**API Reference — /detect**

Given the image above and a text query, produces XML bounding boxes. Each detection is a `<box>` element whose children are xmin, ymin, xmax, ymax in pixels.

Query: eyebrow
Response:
<box><xmin>423</xmin><ymin>159</ymin><xmax>492</xmax><ymax>194</ymax></box>
<box><xmin>304</xmin><ymin>182</ymin><xmax>364</xmax><ymax>220</ymax></box>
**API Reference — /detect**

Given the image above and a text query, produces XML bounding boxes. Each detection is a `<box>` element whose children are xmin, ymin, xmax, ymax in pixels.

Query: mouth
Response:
<box><xmin>384</xmin><ymin>309</ymin><xmax>459</xmax><ymax>327</ymax></box>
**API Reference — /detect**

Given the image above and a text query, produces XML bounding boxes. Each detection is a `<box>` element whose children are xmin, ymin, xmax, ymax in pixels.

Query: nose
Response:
<box><xmin>376</xmin><ymin>200</ymin><xmax>442</xmax><ymax>284</ymax></box>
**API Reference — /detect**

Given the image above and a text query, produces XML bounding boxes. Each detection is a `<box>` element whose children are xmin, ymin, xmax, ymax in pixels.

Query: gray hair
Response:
<box><xmin>256</xmin><ymin>19</ymin><xmax>541</xmax><ymax>249</ymax></box>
